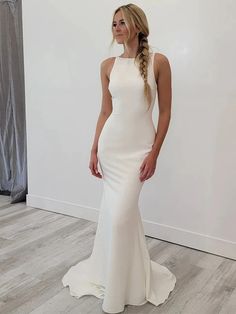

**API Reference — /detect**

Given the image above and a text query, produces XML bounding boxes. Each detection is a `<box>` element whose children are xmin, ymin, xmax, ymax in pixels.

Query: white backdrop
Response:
<box><xmin>22</xmin><ymin>0</ymin><xmax>236</xmax><ymax>259</ymax></box>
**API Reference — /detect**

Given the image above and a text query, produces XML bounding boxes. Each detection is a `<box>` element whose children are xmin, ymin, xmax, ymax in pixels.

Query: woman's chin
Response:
<box><xmin>116</xmin><ymin>39</ymin><xmax>124</xmax><ymax>44</ymax></box>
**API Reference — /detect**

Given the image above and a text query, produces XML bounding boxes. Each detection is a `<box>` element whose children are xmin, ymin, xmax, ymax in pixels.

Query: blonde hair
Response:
<box><xmin>110</xmin><ymin>3</ymin><xmax>152</xmax><ymax>110</ymax></box>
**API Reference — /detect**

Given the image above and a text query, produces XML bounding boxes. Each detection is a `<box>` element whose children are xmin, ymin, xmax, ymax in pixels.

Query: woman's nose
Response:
<box><xmin>115</xmin><ymin>24</ymin><xmax>121</xmax><ymax>31</ymax></box>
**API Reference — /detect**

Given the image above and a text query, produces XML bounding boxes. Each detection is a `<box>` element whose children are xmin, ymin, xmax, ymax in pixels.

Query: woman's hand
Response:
<box><xmin>89</xmin><ymin>150</ymin><xmax>102</xmax><ymax>179</ymax></box>
<box><xmin>139</xmin><ymin>152</ymin><xmax>157</xmax><ymax>182</ymax></box>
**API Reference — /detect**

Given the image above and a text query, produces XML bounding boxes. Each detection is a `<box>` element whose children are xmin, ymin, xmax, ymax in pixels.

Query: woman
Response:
<box><xmin>62</xmin><ymin>3</ymin><xmax>176</xmax><ymax>313</ymax></box>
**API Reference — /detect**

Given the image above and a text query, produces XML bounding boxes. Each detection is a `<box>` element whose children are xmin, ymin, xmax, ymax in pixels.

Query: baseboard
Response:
<box><xmin>27</xmin><ymin>193</ymin><xmax>236</xmax><ymax>260</ymax></box>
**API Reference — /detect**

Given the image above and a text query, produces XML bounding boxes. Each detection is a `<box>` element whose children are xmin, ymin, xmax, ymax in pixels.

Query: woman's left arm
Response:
<box><xmin>150</xmin><ymin>53</ymin><xmax>172</xmax><ymax>159</ymax></box>
<box><xmin>139</xmin><ymin>53</ymin><xmax>172</xmax><ymax>182</ymax></box>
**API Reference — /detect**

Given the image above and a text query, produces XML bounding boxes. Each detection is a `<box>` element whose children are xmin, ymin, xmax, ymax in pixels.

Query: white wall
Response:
<box><xmin>22</xmin><ymin>0</ymin><xmax>236</xmax><ymax>259</ymax></box>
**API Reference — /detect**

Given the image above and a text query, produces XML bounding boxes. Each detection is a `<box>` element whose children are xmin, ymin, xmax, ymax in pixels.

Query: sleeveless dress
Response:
<box><xmin>62</xmin><ymin>52</ymin><xmax>177</xmax><ymax>313</ymax></box>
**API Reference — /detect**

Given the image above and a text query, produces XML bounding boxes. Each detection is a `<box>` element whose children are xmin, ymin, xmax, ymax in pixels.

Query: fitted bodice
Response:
<box><xmin>97</xmin><ymin>52</ymin><xmax>157</xmax><ymax>156</ymax></box>
<box><xmin>108</xmin><ymin>52</ymin><xmax>157</xmax><ymax>118</ymax></box>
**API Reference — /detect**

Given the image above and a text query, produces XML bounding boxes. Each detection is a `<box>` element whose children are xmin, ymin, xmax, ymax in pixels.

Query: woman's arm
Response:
<box><xmin>139</xmin><ymin>53</ymin><xmax>172</xmax><ymax>182</ymax></box>
<box><xmin>90</xmin><ymin>58</ymin><xmax>113</xmax><ymax>153</ymax></box>
<box><xmin>89</xmin><ymin>58</ymin><xmax>113</xmax><ymax>178</ymax></box>
<box><xmin>150</xmin><ymin>53</ymin><xmax>172</xmax><ymax>159</ymax></box>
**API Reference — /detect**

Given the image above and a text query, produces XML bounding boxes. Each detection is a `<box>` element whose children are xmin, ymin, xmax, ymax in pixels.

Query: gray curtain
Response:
<box><xmin>0</xmin><ymin>0</ymin><xmax>27</xmax><ymax>203</ymax></box>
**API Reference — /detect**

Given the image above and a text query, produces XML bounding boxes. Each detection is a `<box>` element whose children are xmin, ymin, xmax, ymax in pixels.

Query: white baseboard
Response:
<box><xmin>27</xmin><ymin>193</ymin><xmax>236</xmax><ymax>260</ymax></box>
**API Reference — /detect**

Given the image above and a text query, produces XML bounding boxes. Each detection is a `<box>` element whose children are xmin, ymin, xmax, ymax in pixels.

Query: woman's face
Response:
<box><xmin>112</xmin><ymin>10</ymin><xmax>136</xmax><ymax>44</ymax></box>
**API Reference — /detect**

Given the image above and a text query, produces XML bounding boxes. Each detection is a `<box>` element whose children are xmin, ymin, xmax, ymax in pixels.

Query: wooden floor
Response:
<box><xmin>0</xmin><ymin>195</ymin><xmax>235</xmax><ymax>314</ymax></box>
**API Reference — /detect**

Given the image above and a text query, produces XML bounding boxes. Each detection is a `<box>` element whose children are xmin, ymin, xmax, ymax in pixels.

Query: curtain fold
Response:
<box><xmin>0</xmin><ymin>0</ymin><xmax>27</xmax><ymax>203</ymax></box>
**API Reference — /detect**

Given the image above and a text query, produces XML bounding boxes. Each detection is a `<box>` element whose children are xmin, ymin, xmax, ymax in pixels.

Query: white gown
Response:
<box><xmin>62</xmin><ymin>52</ymin><xmax>177</xmax><ymax>313</ymax></box>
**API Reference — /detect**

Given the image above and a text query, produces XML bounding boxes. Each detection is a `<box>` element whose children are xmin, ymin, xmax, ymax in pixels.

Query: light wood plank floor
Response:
<box><xmin>0</xmin><ymin>195</ymin><xmax>235</xmax><ymax>314</ymax></box>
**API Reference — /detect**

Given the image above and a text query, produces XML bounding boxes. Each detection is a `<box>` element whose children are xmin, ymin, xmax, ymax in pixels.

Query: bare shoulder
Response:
<box><xmin>100</xmin><ymin>57</ymin><xmax>116</xmax><ymax>79</ymax></box>
<box><xmin>153</xmin><ymin>52</ymin><xmax>170</xmax><ymax>65</ymax></box>
<box><xmin>153</xmin><ymin>52</ymin><xmax>171</xmax><ymax>82</ymax></box>
<box><xmin>100</xmin><ymin>56</ymin><xmax>116</xmax><ymax>67</ymax></box>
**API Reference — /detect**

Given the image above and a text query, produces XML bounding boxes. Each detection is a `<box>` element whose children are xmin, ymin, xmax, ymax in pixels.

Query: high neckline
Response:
<box><xmin>117</xmin><ymin>52</ymin><xmax>154</xmax><ymax>59</ymax></box>
<box><xmin>118</xmin><ymin>56</ymin><xmax>135</xmax><ymax>59</ymax></box>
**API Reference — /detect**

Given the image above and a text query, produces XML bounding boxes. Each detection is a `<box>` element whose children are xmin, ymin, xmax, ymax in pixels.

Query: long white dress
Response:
<box><xmin>62</xmin><ymin>52</ymin><xmax>177</xmax><ymax>313</ymax></box>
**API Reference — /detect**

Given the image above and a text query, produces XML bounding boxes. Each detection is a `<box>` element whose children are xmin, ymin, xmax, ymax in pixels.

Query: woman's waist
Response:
<box><xmin>102</xmin><ymin>115</ymin><xmax>156</xmax><ymax>142</ymax></box>
<box><xmin>109</xmin><ymin>111</ymin><xmax>153</xmax><ymax>123</ymax></box>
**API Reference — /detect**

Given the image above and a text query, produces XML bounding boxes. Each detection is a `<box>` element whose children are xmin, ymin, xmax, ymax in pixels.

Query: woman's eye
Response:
<box><xmin>113</xmin><ymin>21</ymin><xmax>125</xmax><ymax>27</ymax></box>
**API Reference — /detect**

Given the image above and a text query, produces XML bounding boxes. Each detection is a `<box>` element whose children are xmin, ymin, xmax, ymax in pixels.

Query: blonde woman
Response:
<box><xmin>62</xmin><ymin>3</ymin><xmax>176</xmax><ymax>313</ymax></box>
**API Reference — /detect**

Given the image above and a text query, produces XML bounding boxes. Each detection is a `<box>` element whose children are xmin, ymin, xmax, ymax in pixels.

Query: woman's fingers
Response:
<box><xmin>90</xmin><ymin>160</ymin><xmax>102</xmax><ymax>178</ymax></box>
<box><xmin>94</xmin><ymin>164</ymin><xmax>102</xmax><ymax>178</ymax></box>
<box><xmin>140</xmin><ymin>163</ymin><xmax>148</xmax><ymax>181</ymax></box>
<box><xmin>140</xmin><ymin>166</ymin><xmax>154</xmax><ymax>181</ymax></box>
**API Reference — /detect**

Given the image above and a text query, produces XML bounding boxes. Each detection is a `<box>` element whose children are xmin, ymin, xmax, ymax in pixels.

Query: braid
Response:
<box><xmin>137</xmin><ymin>33</ymin><xmax>152</xmax><ymax>110</ymax></box>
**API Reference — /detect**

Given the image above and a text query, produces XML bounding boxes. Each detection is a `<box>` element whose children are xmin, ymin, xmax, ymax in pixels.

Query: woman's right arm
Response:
<box><xmin>89</xmin><ymin>58</ymin><xmax>113</xmax><ymax>177</ymax></box>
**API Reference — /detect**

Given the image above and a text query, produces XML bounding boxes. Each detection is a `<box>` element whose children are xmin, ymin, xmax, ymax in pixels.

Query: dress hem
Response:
<box><xmin>62</xmin><ymin>272</ymin><xmax>177</xmax><ymax>313</ymax></box>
